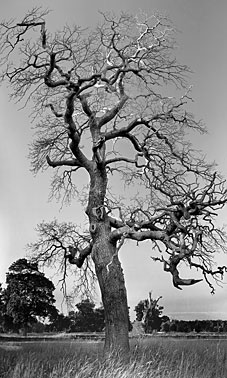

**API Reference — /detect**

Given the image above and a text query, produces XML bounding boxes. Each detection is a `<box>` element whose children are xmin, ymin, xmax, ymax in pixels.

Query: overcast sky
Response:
<box><xmin>1</xmin><ymin>0</ymin><xmax>227</xmax><ymax>320</ymax></box>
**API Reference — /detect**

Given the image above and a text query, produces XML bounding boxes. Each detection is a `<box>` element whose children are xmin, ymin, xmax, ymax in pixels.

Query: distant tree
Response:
<box><xmin>161</xmin><ymin>320</ymin><xmax>170</xmax><ymax>332</ymax></box>
<box><xmin>161</xmin><ymin>315</ymin><xmax>170</xmax><ymax>324</ymax></box>
<box><xmin>48</xmin><ymin>312</ymin><xmax>72</xmax><ymax>332</ymax></box>
<box><xmin>31</xmin><ymin>320</ymin><xmax>46</xmax><ymax>333</ymax></box>
<box><xmin>213</xmin><ymin>320</ymin><xmax>223</xmax><ymax>333</ymax></box>
<box><xmin>70</xmin><ymin>299</ymin><xmax>105</xmax><ymax>332</ymax></box>
<box><xmin>177</xmin><ymin>320</ymin><xmax>190</xmax><ymax>333</ymax></box>
<box><xmin>135</xmin><ymin>292</ymin><xmax>165</xmax><ymax>333</ymax></box>
<box><xmin>193</xmin><ymin>320</ymin><xmax>201</xmax><ymax>333</ymax></box>
<box><xmin>1</xmin><ymin>9</ymin><xmax>227</xmax><ymax>354</ymax></box>
<box><xmin>74</xmin><ymin>299</ymin><xmax>96</xmax><ymax>332</ymax></box>
<box><xmin>222</xmin><ymin>321</ymin><xmax>227</xmax><ymax>333</ymax></box>
<box><xmin>4</xmin><ymin>258</ymin><xmax>57</xmax><ymax>335</ymax></box>
<box><xmin>169</xmin><ymin>320</ymin><xmax>177</xmax><ymax>332</ymax></box>
<box><xmin>134</xmin><ymin>301</ymin><xmax>146</xmax><ymax>322</ymax></box>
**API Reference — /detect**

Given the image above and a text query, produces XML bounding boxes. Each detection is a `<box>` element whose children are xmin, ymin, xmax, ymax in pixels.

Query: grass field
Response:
<box><xmin>0</xmin><ymin>337</ymin><xmax>227</xmax><ymax>377</ymax></box>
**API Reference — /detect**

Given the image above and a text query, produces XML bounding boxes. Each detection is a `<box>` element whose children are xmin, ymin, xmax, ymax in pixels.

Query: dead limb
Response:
<box><xmin>67</xmin><ymin>243</ymin><xmax>93</xmax><ymax>268</ymax></box>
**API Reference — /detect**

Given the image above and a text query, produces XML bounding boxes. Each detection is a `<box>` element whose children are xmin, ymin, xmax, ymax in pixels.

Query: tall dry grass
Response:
<box><xmin>0</xmin><ymin>337</ymin><xmax>227</xmax><ymax>377</ymax></box>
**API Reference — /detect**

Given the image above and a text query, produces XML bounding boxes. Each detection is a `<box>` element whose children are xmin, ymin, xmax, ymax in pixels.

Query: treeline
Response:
<box><xmin>46</xmin><ymin>300</ymin><xmax>105</xmax><ymax>333</ymax></box>
<box><xmin>5</xmin><ymin>299</ymin><xmax>106</xmax><ymax>334</ymax></box>
<box><xmin>0</xmin><ymin>288</ymin><xmax>106</xmax><ymax>334</ymax></box>
<box><xmin>1</xmin><ymin>260</ymin><xmax>226</xmax><ymax>335</ymax></box>
<box><xmin>0</xmin><ymin>258</ymin><xmax>107</xmax><ymax>334</ymax></box>
<box><xmin>0</xmin><ymin>258</ymin><xmax>132</xmax><ymax>334</ymax></box>
<box><xmin>134</xmin><ymin>292</ymin><xmax>227</xmax><ymax>334</ymax></box>
<box><xmin>161</xmin><ymin>319</ymin><xmax>227</xmax><ymax>333</ymax></box>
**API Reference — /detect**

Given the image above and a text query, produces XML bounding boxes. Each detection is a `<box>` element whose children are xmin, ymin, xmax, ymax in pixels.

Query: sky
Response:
<box><xmin>1</xmin><ymin>0</ymin><xmax>227</xmax><ymax>321</ymax></box>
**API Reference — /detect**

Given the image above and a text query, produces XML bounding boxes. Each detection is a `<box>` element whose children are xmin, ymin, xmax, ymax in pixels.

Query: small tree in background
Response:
<box><xmin>1</xmin><ymin>9</ymin><xmax>227</xmax><ymax>353</ymax></box>
<box><xmin>135</xmin><ymin>292</ymin><xmax>166</xmax><ymax>333</ymax></box>
<box><xmin>4</xmin><ymin>259</ymin><xmax>57</xmax><ymax>335</ymax></box>
<box><xmin>69</xmin><ymin>299</ymin><xmax>105</xmax><ymax>332</ymax></box>
<box><xmin>74</xmin><ymin>299</ymin><xmax>98</xmax><ymax>332</ymax></box>
<box><xmin>48</xmin><ymin>312</ymin><xmax>72</xmax><ymax>332</ymax></box>
<box><xmin>69</xmin><ymin>299</ymin><xmax>131</xmax><ymax>332</ymax></box>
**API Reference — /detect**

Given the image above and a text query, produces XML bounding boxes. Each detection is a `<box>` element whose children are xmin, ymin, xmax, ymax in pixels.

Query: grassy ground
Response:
<box><xmin>0</xmin><ymin>337</ymin><xmax>227</xmax><ymax>377</ymax></box>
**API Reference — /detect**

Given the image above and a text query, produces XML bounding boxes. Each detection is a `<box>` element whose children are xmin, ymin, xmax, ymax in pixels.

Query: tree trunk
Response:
<box><xmin>21</xmin><ymin>324</ymin><xmax>28</xmax><ymax>336</ymax></box>
<box><xmin>92</xmin><ymin>237</ymin><xmax>130</xmax><ymax>354</ymax></box>
<box><xmin>86</xmin><ymin>158</ymin><xmax>130</xmax><ymax>353</ymax></box>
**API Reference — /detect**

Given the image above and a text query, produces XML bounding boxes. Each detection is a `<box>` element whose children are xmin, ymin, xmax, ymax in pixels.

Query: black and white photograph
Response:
<box><xmin>0</xmin><ymin>0</ymin><xmax>227</xmax><ymax>376</ymax></box>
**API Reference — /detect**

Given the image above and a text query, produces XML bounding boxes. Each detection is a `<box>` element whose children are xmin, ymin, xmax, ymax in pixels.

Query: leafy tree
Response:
<box><xmin>4</xmin><ymin>259</ymin><xmax>57</xmax><ymax>335</ymax></box>
<box><xmin>135</xmin><ymin>292</ymin><xmax>164</xmax><ymax>333</ymax></box>
<box><xmin>1</xmin><ymin>9</ymin><xmax>227</xmax><ymax>353</ymax></box>
<box><xmin>169</xmin><ymin>320</ymin><xmax>177</xmax><ymax>332</ymax></box>
<box><xmin>0</xmin><ymin>284</ymin><xmax>17</xmax><ymax>334</ymax></box>
<box><xmin>177</xmin><ymin>320</ymin><xmax>190</xmax><ymax>333</ymax></box>
<box><xmin>48</xmin><ymin>312</ymin><xmax>72</xmax><ymax>332</ymax></box>
<box><xmin>74</xmin><ymin>299</ymin><xmax>97</xmax><ymax>332</ymax></box>
<box><xmin>161</xmin><ymin>320</ymin><xmax>170</xmax><ymax>333</ymax></box>
<box><xmin>69</xmin><ymin>299</ymin><xmax>105</xmax><ymax>332</ymax></box>
<box><xmin>134</xmin><ymin>301</ymin><xmax>146</xmax><ymax>322</ymax></box>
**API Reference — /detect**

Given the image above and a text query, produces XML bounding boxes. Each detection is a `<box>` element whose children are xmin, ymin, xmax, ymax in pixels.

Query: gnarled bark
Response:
<box><xmin>92</xmin><ymin>236</ymin><xmax>130</xmax><ymax>353</ymax></box>
<box><xmin>86</xmin><ymin>158</ymin><xmax>130</xmax><ymax>352</ymax></box>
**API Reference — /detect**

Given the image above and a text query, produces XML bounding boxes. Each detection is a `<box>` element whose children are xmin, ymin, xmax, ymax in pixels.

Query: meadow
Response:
<box><xmin>0</xmin><ymin>337</ymin><xmax>227</xmax><ymax>378</ymax></box>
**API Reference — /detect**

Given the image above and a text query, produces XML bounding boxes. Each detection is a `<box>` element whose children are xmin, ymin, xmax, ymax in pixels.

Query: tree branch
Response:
<box><xmin>109</xmin><ymin>225</ymin><xmax>166</xmax><ymax>244</ymax></box>
<box><xmin>67</xmin><ymin>243</ymin><xmax>93</xmax><ymax>268</ymax></box>
<box><xmin>78</xmin><ymin>94</ymin><xmax>93</xmax><ymax>117</ymax></box>
<box><xmin>105</xmin><ymin>156</ymin><xmax>138</xmax><ymax>166</ymax></box>
<box><xmin>44</xmin><ymin>53</ymin><xmax>70</xmax><ymax>88</ymax></box>
<box><xmin>64</xmin><ymin>91</ymin><xmax>92</xmax><ymax>171</ymax></box>
<box><xmin>46</xmin><ymin>155</ymin><xmax>83</xmax><ymax>168</ymax></box>
<box><xmin>98</xmin><ymin>93</ymin><xmax>129</xmax><ymax>128</ymax></box>
<box><xmin>163</xmin><ymin>259</ymin><xmax>203</xmax><ymax>290</ymax></box>
<box><xmin>104</xmin><ymin>118</ymin><xmax>142</xmax><ymax>141</ymax></box>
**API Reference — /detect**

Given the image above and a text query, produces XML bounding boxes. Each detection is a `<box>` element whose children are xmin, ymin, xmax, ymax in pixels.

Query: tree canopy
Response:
<box><xmin>1</xmin><ymin>8</ymin><xmax>227</xmax><ymax>352</ymax></box>
<box><xmin>4</xmin><ymin>258</ymin><xmax>57</xmax><ymax>334</ymax></box>
<box><xmin>70</xmin><ymin>299</ymin><xmax>105</xmax><ymax>332</ymax></box>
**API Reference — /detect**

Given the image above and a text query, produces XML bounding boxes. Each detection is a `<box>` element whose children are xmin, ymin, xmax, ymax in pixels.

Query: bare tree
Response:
<box><xmin>1</xmin><ymin>8</ymin><xmax>227</xmax><ymax>353</ymax></box>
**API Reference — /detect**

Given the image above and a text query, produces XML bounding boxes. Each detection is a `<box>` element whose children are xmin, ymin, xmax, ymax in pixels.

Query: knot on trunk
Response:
<box><xmin>90</xmin><ymin>223</ymin><xmax>97</xmax><ymax>234</ymax></box>
<box><xmin>92</xmin><ymin>206</ymin><xmax>105</xmax><ymax>220</ymax></box>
